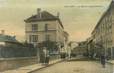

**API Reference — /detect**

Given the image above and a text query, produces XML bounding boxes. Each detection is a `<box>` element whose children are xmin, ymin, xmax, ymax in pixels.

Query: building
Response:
<box><xmin>71</xmin><ymin>41</ymin><xmax>88</xmax><ymax>56</ymax></box>
<box><xmin>24</xmin><ymin>8</ymin><xmax>68</xmax><ymax>51</ymax></box>
<box><xmin>61</xmin><ymin>31</ymin><xmax>69</xmax><ymax>53</ymax></box>
<box><xmin>91</xmin><ymin>1</ymin><xmax>114</xmax><ymax>59</ymax></box>
<box><xmin>63</xmin><ymin>31</ymin><xmax>69</xmax><ymax>44</ymax></box>
<box><xmin>0</xmin><ymin>33</ymin><xmax>17</xmax><ymax>46</ymax></box>
<box><xmin>0</xmin><ymin>30</ymin><xmax>18</xmax><ymax>46</ymax></box>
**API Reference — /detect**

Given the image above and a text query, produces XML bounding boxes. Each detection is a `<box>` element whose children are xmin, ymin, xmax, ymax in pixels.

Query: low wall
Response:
<box><xmin>0</xmin><ymin>57</ymin><xmax>38</xmax><ymax>72</ymax></box>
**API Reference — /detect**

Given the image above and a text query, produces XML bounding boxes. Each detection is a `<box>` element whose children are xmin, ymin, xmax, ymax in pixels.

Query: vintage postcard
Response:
<box><xmin>0</xmin><ymin>0</ymin><xmax>113</xmax><ymax>73</ymax></box>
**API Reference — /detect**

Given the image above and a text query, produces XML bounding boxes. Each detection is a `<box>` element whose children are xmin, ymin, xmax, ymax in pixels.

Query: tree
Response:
<box><xmin>38</xmin><ymin>40</ymin><xmax>59</xmax><ymax>63</ymax></box>
<box><xmin>39</xmin><ymin>40</ymin><xmax>59</xmax><ymax>53</ymax></box>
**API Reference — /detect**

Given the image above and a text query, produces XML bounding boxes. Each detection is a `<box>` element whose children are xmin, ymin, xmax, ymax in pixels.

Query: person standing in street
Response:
<box><xmin>43</xmin><ymin>47</ymin><xmax>50</xmax><ymax>65</ymax></box>
<box><xmin>40</xmin><ymin>47</ymin><xmax>46</xmax><ymax>65</ymax></box>
<box><xmin>45</xmin><ymin>50</ymin><xmax>50</xmax><ymax>65</ymax></box>
<box><xmin>100</xmin><ymin>54</ymin><xmax>106</xmax><ymax>68</ymax></box>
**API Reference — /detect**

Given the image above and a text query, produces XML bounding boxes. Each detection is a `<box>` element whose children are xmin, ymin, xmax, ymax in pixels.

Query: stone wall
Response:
<box><xmin>0</xmin><ymin>57</ymin><xmax>38</xmax><ymax>72</ymax></box>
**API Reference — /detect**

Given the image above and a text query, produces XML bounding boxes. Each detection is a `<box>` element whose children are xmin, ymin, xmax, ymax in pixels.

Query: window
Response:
<box><xmin>29</xmin><ymin>35</ymin><xmax>38</xmax><ymax>42</ymax></box>
<box><xmin>46</xmin><ymin>35</ymin><xmax>50</xmax><ymax>41</ymax></box>
<box><xmin>32</xmin><ymin>24</ymin><xmax>38</xmax><ymax>31</ymax></box>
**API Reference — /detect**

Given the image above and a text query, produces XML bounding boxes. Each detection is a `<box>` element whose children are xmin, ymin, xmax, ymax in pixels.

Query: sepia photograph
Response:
<box><xmin>0</xmin><ymin>0</ymin><xmax>114</xmax><ymax>73</ymax></box>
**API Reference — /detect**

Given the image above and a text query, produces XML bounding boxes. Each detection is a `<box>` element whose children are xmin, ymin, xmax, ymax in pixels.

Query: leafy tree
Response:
<box><xmin>39</xmin><ymin>40</ymin><xmax>59</xmax><ymax>53</ymax></box>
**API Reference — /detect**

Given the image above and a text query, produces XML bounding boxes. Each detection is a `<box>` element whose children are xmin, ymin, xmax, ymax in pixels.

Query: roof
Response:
<box><xmin>64</xmin><ymin>31</ymin><xmax>69</xmax><ymax>36</ymax></box>
<box><xmin>91</xmin><ymin>1</ymin><xmax>113</xmax><ymax>34</ymax></box>
<box><xmin>0</xmin><ymin>34</ymin><xmax>18</xmax><ymax>43</ymax></box>
<box><xmin>25</xmin><ymin>11</ymin><xmax>64</xmax><ymax>28</ymax></box>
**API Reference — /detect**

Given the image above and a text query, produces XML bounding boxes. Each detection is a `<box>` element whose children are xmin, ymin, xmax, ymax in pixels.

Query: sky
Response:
<box><xmin>0</xmin><ymin>0</ymin><xmax>112</xmax><ymax>42</ymax></box>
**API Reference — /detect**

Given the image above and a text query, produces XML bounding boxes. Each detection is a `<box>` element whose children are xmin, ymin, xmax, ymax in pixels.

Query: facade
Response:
<box><xmin>25</xmin><ymin>8</ymin><xmax>68</xmax><ymax>50</ymax></box>
<box><xmin>91</xmin><ymin>1</ymin><xmax>114</xmax><ymax>58</ymax></box>
<box><xmin>61</xmin><ymin>31</ymin><xmax>69</xmax><ymax>53</ymax></box>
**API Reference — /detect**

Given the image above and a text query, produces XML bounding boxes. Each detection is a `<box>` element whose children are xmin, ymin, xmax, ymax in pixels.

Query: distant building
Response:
<box><xmin>71</xmin><ymin>41</ymin><xmax>87</xmax><ymax>56</ymax></box>
<box><xmin>24</xmin><ymin>8</ymin><xmax>68</xmax><ymax>50</ymax></box>
<box><xmin>91</xmin><ymin>1</ymin><xmax>114</xmax><ymax>58</ymax></box>
<box><xmin>0</xmin><ymin>31</ymin><xmax>17</xmax><ymax>46</ymax></box>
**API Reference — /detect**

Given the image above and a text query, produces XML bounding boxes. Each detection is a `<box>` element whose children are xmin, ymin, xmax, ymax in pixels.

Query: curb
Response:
<box><xmin>28</xmin><ymin>59</ymin><xmax>64</xmax><ymax>73</ymax></box>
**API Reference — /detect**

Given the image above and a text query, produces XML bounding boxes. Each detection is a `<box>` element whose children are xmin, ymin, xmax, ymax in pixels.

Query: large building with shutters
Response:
<box><xmin>24</xmin><ymin>8</ymin><xmax>68</xmax><ymax>49</ymax></box>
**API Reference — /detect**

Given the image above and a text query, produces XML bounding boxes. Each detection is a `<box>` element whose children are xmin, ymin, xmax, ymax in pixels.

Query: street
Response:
<box><xmin>32</xmin><ymin>60</ymin><xmax>112</xmax><ymax>73</ymax></box>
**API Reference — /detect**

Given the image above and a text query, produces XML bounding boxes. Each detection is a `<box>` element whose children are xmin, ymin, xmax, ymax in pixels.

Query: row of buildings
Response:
<box><xmin>87</xmin><ymin>0</ymin><xmax>114</xmax><ymax>59</ymax></box>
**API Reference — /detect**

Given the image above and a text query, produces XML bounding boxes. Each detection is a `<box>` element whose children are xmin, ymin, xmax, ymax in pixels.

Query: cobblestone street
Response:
<box><xmin>32</xmin><ymin>61</ymin><xmax>113</xmax><ymax>73</ymax></box>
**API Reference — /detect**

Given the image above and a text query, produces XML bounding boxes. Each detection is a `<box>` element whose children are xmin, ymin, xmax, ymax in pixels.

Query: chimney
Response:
<box><xmin>37</xmin><ymin>8</ymin><xmax>41</xmax><ymax>18</ymax></box>
<box><xmin>1</xmin><ymin>30</ymin><xmax>5</xmax><ymax>35</ymax></box>
<box><xmin>57</xmin><ymin>12</ymin><xmax>60</xmax><ymax>18</ymax></box>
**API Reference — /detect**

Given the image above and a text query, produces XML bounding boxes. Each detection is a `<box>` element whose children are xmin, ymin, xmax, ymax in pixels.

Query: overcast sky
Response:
<box><xmin>0</xmin><ymin>0</ymin><xmax>112</xmax><ymax>42</ymax></box>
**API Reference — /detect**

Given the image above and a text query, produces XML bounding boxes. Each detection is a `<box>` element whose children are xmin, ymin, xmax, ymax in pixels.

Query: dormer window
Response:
<box><xmin>32</xmin><ymin>24</ymin><xmax>38</xmax><ymax>31</ymax></box>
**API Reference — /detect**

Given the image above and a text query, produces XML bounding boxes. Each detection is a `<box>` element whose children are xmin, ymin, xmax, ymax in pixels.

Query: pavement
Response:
<box><xmin>108</xmin><ymin>60</ymin><xmax>114</xmax><ymax>64</ymax></box>
<box><xmin>31</xmin><ymin>61</ymin><xmax>112</xmax><ymax>73</ymax></box>
<box><xmin>1</xmin><ymin>58</ymin><xmax>114</xmax><ymax>73</ymax></box>
<box><xmin>1</xmin><ymin>59</ymin><xmax>62</xmax><ymax>73</ymax></box>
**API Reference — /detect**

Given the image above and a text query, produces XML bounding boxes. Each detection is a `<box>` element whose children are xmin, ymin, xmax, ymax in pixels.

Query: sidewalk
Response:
<box><xmin>107</xmin><ymin>60</ymin><xmax>114</xmax><ymax>64</ymax></box>
<box><xmin>2</xmin><ymin>59</ymin><xmax>62</xmax><ymax>73</ymax></box>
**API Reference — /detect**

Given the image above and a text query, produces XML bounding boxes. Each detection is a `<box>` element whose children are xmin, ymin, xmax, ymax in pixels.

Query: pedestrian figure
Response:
<box><xmin>93</xmin><ymin>53</ymin><xmax>96</xmax><ymax>59</ymax></box>
<box><xmin>39</xmin><ymin>47</ymin><xmax>45</xmax><ymax>64</ymax></box>
<box><xmin>100</xmin><ymin>54</ymin><xmax>106</xmax><ymax>68</ymax></box>
<box><xmin>43</xmin><ymin>47</ymin><xmax>50</xmax><ymax>65</ymax></box>
<box><xmin>45</xmin><ymin>50</ymin><xmax>50</xmax><ymax>65</ymax></box>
